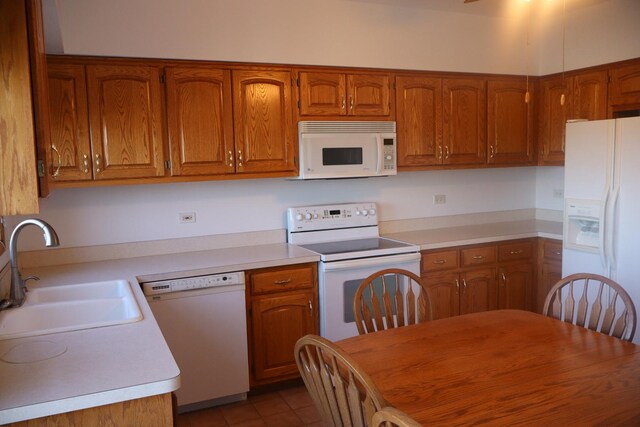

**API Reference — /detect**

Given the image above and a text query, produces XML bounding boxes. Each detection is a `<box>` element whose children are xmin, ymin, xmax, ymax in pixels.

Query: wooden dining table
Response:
<box><xmin>336</xmin><ymin>310</ymin><xmax>640</xmax><ymax>426</ymax></box>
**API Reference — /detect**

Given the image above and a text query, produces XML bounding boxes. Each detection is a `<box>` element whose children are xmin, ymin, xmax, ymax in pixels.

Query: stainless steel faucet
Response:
<box><xmin>2</xmin><ymin>219</ymin><xmax>60</xmax><ymax>309</ymax></box>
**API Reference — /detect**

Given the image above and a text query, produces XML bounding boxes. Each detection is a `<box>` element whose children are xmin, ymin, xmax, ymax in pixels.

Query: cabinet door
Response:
<box><xmin>233</xmin><ymin>70</ymin><xmax>296</xmax><ymax>174</ymax></box>
<box><xmin>47</xmin><ymin>62</ymin><xmax>91</xmax><ymax>182</ymax></box>
<box><xmin>573</xmin><ymin>70</ymin><xmax>608</xmax><ymax>121</ymax></box>
<box><xmin>424</xmin><ymin>272</ymin><xmax>460</xmax><ymax>320</ymax></box>
<box><xmin>538</xmin><ymin>77</ymin><xmax>572</xmax><ymax>165</ymax></box>
<box><xmin>396</xmin><ymin>76</ymin><xmax>443</xmax><ymax>167</ymax></box>
<box><xmin>251</xmin><ymin>291</ymin><xmax>316</xmax><ymax>382</ymax></box>
<box><xmin>165</xmin><ymin>67</ymin><xmax>234</xmax><ymax>176</ymax></box>
<box><xmin>460</xmin><ymin>268</ymin><xmax>497</xmax><ymax>315</ymax></box>
<box><xmin>443</xmin><ymin>78</ymin><xmax>487</xmax><ymax>165</ymax></box>
<box><xmin>347</xmin><ymin>74</ymin><xmax>390</xmax><ymax>116</ymax></box>
<box><xmin>609</xmin><ymin>62</ymin><xmax>640</xmax><ymax>108</ymax></box>
<box><xmin>86</xmin><ymin>64</ymin><xmax>166</xmax><ymax>179</ymax></box>
<box><xmin>0</xmin><ymin>0</ymin><xmax>39</xmax><ymax>215</ymax></box>
<box><xmin>538</xmin><ymin>261</ymin><xmax>562</xmax><ymax>314</ymax></box>
<box><xmin>498</xmin><ymin>263</ymin><xmax>533</xmax><ymax>311</ymax></box>
<box><xmin>487</xmin><ymin>79</ymin><xmax>533</xmax><ymax>165</ymax></box>
<box><xmin>298</xmin><ymin>72</ymin><xmax>346</xmax><ymax>116</ymax></box>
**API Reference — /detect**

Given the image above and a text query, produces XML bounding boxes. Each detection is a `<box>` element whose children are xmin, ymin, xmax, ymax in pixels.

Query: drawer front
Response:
<box><xmin>422</xmin><ymin>250</ymin><xmax>459</xmax><ymax>273</ymax></box>
<box><xmin>543</xmin><ymin>240</ymin><xmax>563</xmax><ymax>262</ymax></box>
<box><xmin>251</xmin><ymin>265</ymin><xmax>315</xmax><ymax>295</ymax></box>
<box><xmin>499</xmin><ymin>241</ymin><xmax>534</xmax><ymax>262</ymax></box>
<box><xmin>461</xmin><ymin>245</ymin><xmax>496</xmax><ymax>267</ymax></box>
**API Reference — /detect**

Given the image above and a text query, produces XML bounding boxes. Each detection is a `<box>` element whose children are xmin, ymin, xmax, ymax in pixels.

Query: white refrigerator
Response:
<box><xmin>563</xmin><ymin>117</ymin><xmax>640</xmax><ymax>343</ymax></box>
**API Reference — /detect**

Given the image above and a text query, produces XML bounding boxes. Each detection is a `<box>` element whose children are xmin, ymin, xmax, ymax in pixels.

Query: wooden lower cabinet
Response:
<box><xmin>536</xmin><ymin>238</ymin><xmax>563</xmax><ymax>313</ymax></box>
<box><xmin>246</xmin><ymin>263</ymin><xmax>318</xmax><ymax>386</ymax></box>
<box><xmin>498</xmin><ymin>262</ymin><xmax>534</xmax><ymax>311</ymax></box>
<box><xmin>422</xmin><ymin>239</ymin><xmax>536</xmax><ymax>319</ymax></box>
<box><xmin>7</xmin><ymin>393</ymin><xmax>173</xmax><ymax>427</ymax></box>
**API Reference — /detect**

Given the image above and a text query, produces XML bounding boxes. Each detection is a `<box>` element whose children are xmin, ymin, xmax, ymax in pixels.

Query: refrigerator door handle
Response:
<box><xmin>600</xmin><ymin>188</ymin><xmax>611</xmax><ymax>271</ymax></box>
<box><xmin>606</xmin><ymin>186</ymin><xmax>620</xmax><ymax>271</ymax></box>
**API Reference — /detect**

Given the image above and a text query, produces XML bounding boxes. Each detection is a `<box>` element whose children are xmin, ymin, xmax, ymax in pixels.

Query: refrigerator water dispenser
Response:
<box><xmin>564</xmin><ymin>199</ymin><xmax>602</xmax><ymax>253</ymax></box>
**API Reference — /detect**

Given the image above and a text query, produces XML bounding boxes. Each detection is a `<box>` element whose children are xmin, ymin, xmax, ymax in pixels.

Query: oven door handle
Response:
<box><xmin>321</xmin><ymin>252</ymin><xmax>421</xmax><ymax>271</ymax></box>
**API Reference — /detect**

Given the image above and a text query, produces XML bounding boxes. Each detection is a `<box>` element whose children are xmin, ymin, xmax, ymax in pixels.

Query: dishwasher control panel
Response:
<box><xmin>142</xmin><ymin>271</ymin><xmax>245</xmax><ymax>296</ymax></box>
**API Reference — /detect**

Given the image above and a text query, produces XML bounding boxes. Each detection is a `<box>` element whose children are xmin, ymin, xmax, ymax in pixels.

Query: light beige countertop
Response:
<box><xmin>384</xmin><ymin>219</ymin><xmax>563</xmax><ymax>250</ymax></box>
<box><xmin>0</xmin><ymin>243</ymin><xmax>319</xmax><ymax>424</ymax></box>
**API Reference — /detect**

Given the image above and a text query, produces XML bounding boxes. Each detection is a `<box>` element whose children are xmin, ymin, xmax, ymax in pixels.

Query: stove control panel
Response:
<box><xmin>287</xmin><ymin>202</ymin><xmax>378</xmax><ymax>232</ymax></box>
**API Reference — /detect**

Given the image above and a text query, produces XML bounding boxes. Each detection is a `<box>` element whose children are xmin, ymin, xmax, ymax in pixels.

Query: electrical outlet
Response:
<box><xmin>434</xmin><ymin>194</ymin><xmax>447</xmax><ymax>205</ymax></box>
<box><xmin>179</xmin><ymin>212</ymin><xmax>196</xmax><ymax>224</ymax></box>
<box><xmin>553</xmin><ymin>189</ymin><xmax>564</xmax><ymax>198</ymax></box>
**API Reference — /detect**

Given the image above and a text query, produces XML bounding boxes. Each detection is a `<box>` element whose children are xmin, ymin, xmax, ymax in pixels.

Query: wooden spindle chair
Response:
<box><xmin>543</xmin><ymin>273</ymin><xmax>637</xmax><ymax>341</ymax></box>
<box><xmin>372</xmin><ymin>407</ymin><xmax>422</xmax><ymax>427</ymax></box>
<box><xmin>353</xmin><ymin>268</ymin><xmax>433</xmax><ymax>335</ymax></box>
<box><xmin>294</xmin><ymin>334</ymin><xmax>387</xmax><ymax>427</ymax></box>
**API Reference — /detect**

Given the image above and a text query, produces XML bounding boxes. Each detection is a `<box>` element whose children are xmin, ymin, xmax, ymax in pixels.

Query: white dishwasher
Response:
<box><xmin>142</xmin><ymin>271</ymin><xmax>249</xmax><ymax>412</ymax></box>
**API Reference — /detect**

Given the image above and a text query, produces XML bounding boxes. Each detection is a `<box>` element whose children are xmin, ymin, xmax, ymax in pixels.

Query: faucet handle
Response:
<box><xmin>23</xmin><ymin>276</ymin><xmax>40</xmax><ymax>291</ymax></box>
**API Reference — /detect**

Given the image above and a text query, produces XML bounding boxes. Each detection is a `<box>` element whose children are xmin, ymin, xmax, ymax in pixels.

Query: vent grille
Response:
<box><xmin>299</xmin><ymin>121</ymin><xmax>396</xmax><ymax>134</ymax></box>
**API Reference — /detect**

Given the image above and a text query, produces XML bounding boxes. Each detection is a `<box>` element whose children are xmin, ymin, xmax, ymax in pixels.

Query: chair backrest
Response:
<box><xmin>371</xmin><ymin>407</ymin><xmax>422</xmax><ymax>427</ymax></box>
<box><xmin>294</xmin><ymin>334</ymin><xmax>387</xmax><ymax>427</ymax></box>
<box><xmin>353</xmin><ymin>268</ymin><xmax>432</xmax><ymax>335</ymax></box>
<box><xmin>543</xmin><ymin>273</ymin><xmax>637</xmax><ymax>341</ymax></box>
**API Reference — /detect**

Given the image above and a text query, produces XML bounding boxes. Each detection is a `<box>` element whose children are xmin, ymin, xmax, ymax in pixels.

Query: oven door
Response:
<box><xmin>319</xmin><ymin>252</ymin><xmax>421</xmax><ymax>341</ymax></box>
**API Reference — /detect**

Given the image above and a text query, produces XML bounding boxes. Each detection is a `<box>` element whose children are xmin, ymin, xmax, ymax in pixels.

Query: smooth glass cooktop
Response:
<box><xmin>300</xmin><ymin>238</ymin><xmax>413</xmax><ymax>256</ymax></box>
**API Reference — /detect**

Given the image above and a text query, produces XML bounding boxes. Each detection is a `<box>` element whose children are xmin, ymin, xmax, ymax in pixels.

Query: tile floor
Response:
<box><xmin>176</xmin><ymin>385</ymin><xmax>324</xmax><ymax>427</ymax></box>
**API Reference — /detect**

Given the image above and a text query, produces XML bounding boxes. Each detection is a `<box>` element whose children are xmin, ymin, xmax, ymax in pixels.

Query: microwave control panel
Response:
<box><xmin>382</xmin><ymin>137</ymin><xmax>396</xmax><ymax>171</ymax></box>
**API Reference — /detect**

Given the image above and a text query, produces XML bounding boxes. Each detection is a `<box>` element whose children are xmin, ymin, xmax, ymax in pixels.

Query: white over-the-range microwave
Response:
<box><xmin>295</xmin><ymin>121</ymin><xmax>397</xmax><ymax>179</ymax></box>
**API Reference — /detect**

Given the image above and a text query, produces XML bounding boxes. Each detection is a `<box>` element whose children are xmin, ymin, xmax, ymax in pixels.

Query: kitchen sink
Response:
<box><xmin>0</xmin><ymin>280</ymin><xmax>143</xmax><ymax>341</ymax></box>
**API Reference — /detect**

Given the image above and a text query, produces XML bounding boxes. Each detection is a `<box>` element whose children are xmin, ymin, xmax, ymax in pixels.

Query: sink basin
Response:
<box><xmin>0</xmin><ymin>280</ymin><xmax>143</xmax><ymax>341</ymax></box>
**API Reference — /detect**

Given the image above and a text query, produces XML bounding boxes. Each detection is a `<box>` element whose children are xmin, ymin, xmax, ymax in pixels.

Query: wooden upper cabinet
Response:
<box><xmin>299</xmin><ymin>72</ymin><xmax>346</xmax><ymax>116</ymax></box>
<box><xmin>396</xmin><ymin>76</ymin><xmax>443</xmax><ymax>167</ymax></box>
<box><xmin>538</xmin><ymin>76</ymin><xmax>572</xmax><ymax>165</ymax></box>
<box><xmin>298</xmin><ymin>71</ymin><xmax>390</xmax><ymax>117</ymax></box>
<box><xmin>348</xmin><ymin>74</ymin><xmax>390</xmax><ymax>116</ymax></box>
<box><xmin>47</xmin><ymin>62</ymin><xmax>91</xmax><ymax>182</ymax></box>
<box><xmin>443</xmin><ymin>78</ymin><xmax>487</xmax><ymax>165</ymax></box>
<box><xmin>165</xmin><ymin>67</ymin><xmax>234</xmax><ymax>176</ymax></box>
<box><xmin>232</xmin><ymin>70</ymin><xmax>296</xmax><ymax>174</ymax></box>
<box><xmin>487</xmin><ymin>79</ymin><xmax>534</xmax><ymax>165</ymax></box>
<box><xmin>0</xmin><ymin>0</ymin><xmax>39</xmax><ymax>215</ymax></box>
<box><xmin>86</xmin><ymin>64</ymin><xmax>166</xmax><ymax>180</ymax></box>
<box><xmin>608</xmin><ymin>62</ymin><xmax>640</xmax><ymax>114</ymax></box>
<box><xmin>573</xmin><ymin>70</ymin><xmax>608</xmax><ymax>120</ymax></box>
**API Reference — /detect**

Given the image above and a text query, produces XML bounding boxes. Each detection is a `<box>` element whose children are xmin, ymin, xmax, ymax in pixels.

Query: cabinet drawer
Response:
<box><xmin>250</xmin><ymin>265</ymin><xmax>315</xmax><ymax>295</ymax></box>
<box><xmin>422</xmin><ymin>250</ymin><xmax>458</xmax><ymax>273</ymax></box>
<box><xmin>543</xmin><ymin>240</ymin><xmax>563</xmax><ymax>262</ymax></box>
<box><xmin>461</xmin><ymin>245</ymin><xmax>496</xmax><ymax>267</ymax></box>
<box><xmin>498</xmin><ymin>241</ymin><xmax>534</xmax><ymax>262</ymax></box>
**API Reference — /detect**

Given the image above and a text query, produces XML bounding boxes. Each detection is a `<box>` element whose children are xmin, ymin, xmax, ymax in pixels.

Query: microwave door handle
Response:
<box><xmin>375</xmin><ymin>134</ymin><xmax>383</xmax><ymax>174</ymax></box>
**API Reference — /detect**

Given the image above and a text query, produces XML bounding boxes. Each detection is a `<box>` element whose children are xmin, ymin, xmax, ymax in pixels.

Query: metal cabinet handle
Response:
<box><xmin>438</xmin><ymin>146</ymin><xmax>443</xmax><ymax>161</ymax></box>
<box><xmin>349</xmin><ymin>96</ymin><xmax>354</xmax><ymax>110</ymax></box>
<box><xmin>553</xmin><ymin>251</ymin><xmax>562</xmax><ymax>255</ymax></box>
<box><xmin>472</xmin><ymin>255</ymin><xmax>484</xmax><ymax>260</ymax></box>
<box><xmin>94</xmin><ymin>154</ymin><xmax>101</xmax><ymax>173</ymax></box>
<box><xmin>228</xmin><ymin>150</ymin><xmax>234</xmax><ymax>168</ymax></box>
<box><xmin>445</xmin><ymin>146</ymin><xmax>450</xmax><ymax>160</ymax></box>
<box><xmin>433</xmin><ymin>259</ymin><xmax>446</xmax><ymax>265</ymax></box>
<box><xmin>510</xmin><ymin>250</ymin><xmax>523</xmax><ymax>255</ymax></box>
<box><xmin>489</xmin><ymin>145</ymin><xmax>495</xmax><ymax>159</ymax></box>
<box><xmin>341</xmin><ymin>96</ymin><xmax>346</xmax><ymax>110</ymax></box>
<box><xmin>455</xmin><ymin>279</ymin><xmax>460</xmax><ymax>291</ymax></box>
<box><xmin>462</xmin><ymin>279</ymin><xmax>467</xmax><ymax>291</ymax></box>
<box><xmin>51</xmin><ymin>145</ymin><xmax>61</xmax><ymax>177</ymax></box>
<box><xmin>501</xmin><ymin>272</ymin><xmax>507</xmax><ymax>282</ymax></box>
<box><xmin>237</xmin><ymin>150</ymin><xmax>243</xmax><ymax>167</ymax></box>
<box><xmin>308</xmin><ymin>300</ymin><xmax>313</xmax><ymax>312</ymax></box>
<box><xmin>82</xmin><ymin>154</ymin><xmax>89</xmax><ymax>174</ymax></box>
<box><xmin>273</xmin><ymin>278</ymin><xmax>292</xmax><ymax>286</ymax></box>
